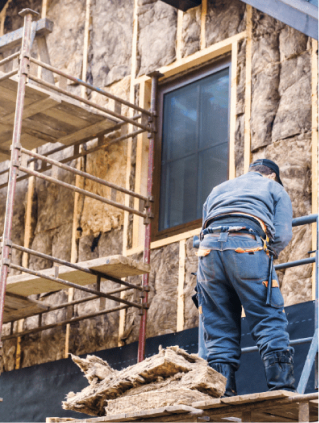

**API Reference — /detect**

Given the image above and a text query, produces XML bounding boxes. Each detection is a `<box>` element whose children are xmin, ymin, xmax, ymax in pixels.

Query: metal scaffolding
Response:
<box><xmin>0</xmin><ymin>8</ymin><xmax>161</xmax><ymax>362</ymax></box>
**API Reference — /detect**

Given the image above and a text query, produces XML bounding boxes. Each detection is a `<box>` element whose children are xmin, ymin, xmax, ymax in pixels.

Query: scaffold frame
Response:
<box><xmin>0</xmin><ymin>8</ymin><xmax>161</xmax><ymax>362</ymax></box>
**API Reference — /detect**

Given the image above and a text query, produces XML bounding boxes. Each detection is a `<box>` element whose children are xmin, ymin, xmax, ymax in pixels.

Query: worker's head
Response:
<box><xmin>248</xmin><ymin>159</ymin><xmax>283</xmax><ymax>186</ymax></box>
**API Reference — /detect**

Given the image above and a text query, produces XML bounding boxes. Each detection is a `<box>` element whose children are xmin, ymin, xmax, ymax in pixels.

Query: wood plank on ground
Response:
<box><xmin>6</xmin><ymin>255</ymin><xmax>150</xmax><ymax>297</ymax></box>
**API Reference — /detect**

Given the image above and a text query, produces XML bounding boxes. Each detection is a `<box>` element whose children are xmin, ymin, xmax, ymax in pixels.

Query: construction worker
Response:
<box><xmin>196</xmin><ymin>158</ymin><xmax>295</xmax><ymax>396</ymax></box>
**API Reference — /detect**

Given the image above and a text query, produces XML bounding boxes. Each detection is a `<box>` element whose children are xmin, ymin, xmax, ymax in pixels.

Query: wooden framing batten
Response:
<box><xmin>123</xmin><ymin>0</ymin><xmax>139</xmax><ymax>257</ymax></box>
<box><xmin>200</xmin><ymin>0</ymin><xmax>207</xmax><ymax>50</ymax></box>
<box><xmin>177</xmin><ymin>239</ymin><xmax>186</xmax><ymax>332</ymax></box>
<box><xmin>81</xmin><ymin>0</ymin><xmax>91</xmax><ymax>99</ymax></box>
<box><xmin>41</xmin><ymin>0</ymin><xmax>48</xmax><ymax>19</ymax></box>
<box><xmin>16</xmin><ymin>152</ymin><xmax>36</xmax><ymax>370</ymax></box>
<box><xmin>132</xmin><ymin>80</ymin><xmax>150</xmax><ymax>250</ymax></box>
<box><xmin>229</xmin><ymin>41</ymin><xmax>238</xmax><ymax>180</ymax></box>
<box><xmin>64</xmin><ymin>157</ymin><xmax>83</xmax><ymax>358</ymax></box>
<box><xmin>176</xmin><ymin>10</ymin><xmax>183</xmax><ymax>61</ymax></box>
<box><xmin>244</xmin><ymin>4</ymin><xmax>252</xmax><ymax>173</ymax></box>
<box><xmin>121</xmin><ymin>0</ymin><xmax>139</xmax><ymax>344</ymax></box>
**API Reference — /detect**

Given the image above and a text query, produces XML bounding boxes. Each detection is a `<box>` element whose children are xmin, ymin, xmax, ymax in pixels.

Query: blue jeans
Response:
<box><xmin>197</xmin><ymin>234</ymin><xmax>293</xmax><ymax>370</ymax></box>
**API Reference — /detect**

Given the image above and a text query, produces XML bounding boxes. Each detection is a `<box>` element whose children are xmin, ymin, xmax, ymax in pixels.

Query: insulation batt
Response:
<box><xmin>62</xmin><ymin>346</ymin><xmax>226</xmax><ymax>416</ymax></box>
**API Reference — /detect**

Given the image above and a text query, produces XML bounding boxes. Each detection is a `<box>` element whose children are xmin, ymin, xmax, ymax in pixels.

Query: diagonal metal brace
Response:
<box><xmin>297</xmin><ymin>328</ymin><xmax>318</xmax><ymax>394</ymax></box>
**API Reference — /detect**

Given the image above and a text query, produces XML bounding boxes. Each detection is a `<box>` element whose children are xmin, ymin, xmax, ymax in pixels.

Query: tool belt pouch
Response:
<box><xmin>192</xmin><ymin>282</ymin><xmax>199</xmax><ymax>309</ymax></box>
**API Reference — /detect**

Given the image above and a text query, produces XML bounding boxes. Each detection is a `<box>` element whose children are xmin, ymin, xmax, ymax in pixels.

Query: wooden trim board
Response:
<box><xmin>244</xmin><ymin>4</ymin><xmax>252</xmax><ymax>173</ymax></box>
<box><xmin>200</xmin><ymin>0</ymin><xmax>207</xmax><ymax>50</ymax></box>
<box><xmin>229</xmin><ymin>40</ymin><xmax>238</xmax><ymax>180</ymax></box>
<box><xmin>134</xmin><ymin>31</ymin><xmax>246</xmax><ymax>84</ymax></box>
<box><xmin>193</xmin><ymin>390</ymin><xmax>295</xmax><ymax>410</ymax></box>
<box><xmin>177</xmin><ymin>239</ymin><xmax>185</xmax><ymax>332</ymax></box>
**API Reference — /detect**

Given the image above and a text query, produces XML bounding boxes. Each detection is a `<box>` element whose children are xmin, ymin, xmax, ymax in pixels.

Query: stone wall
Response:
<box><xmin>0</xmin><ymin>0</ymin><xmax>316</xmax><ymax>372</ymax></box>
<box><xmin>250</xmin><ymin>10</ymin><xmax>313</xmax><ymax>305</ymax></box>
<box><xmin>137</xmin><ymin>0</ymin><xmax>177</xmax><ymax>76</ymax></box>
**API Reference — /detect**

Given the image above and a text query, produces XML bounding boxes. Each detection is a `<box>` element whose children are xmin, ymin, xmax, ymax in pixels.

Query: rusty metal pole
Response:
<box><xmin>0</xmin><ymin>9</ymin><xmax>39</xmax><ymax>345</ymax></box>
<box><xmin>137</xmin><ymin>71</ymin><xmax>162</xmax><ymax>362</ymax></box>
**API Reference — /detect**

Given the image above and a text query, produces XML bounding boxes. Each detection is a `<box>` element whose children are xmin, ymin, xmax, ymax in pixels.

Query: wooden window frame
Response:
<box><xmin>152</xmin><ymin>56</ymin><xmax>231</xmax><ymax>242</ymax></box>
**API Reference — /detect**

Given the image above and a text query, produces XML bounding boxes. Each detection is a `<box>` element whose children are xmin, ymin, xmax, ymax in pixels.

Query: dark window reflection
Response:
<box><xmin>159</xmin><ymin>67</ymin><xmax>230</xmax><ymax>231</ymax></box>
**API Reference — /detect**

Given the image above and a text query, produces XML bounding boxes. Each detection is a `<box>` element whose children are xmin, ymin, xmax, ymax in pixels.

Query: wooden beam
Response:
<box><xmin>298</xmin><ymin>401</ymin><xmax>310</xmax><ymax>422</ymax></box>
<box><xmin>244</xmin><ymin>4</ymin><xmax>252</xmax><ymax>173</ymax></box>
<box><xmin>177</xmin><ymin>239</ymin><xmax>185</xmax><ymax>332</ymax></box>
<box><xmin>121</xmin><ymin>0</ymin><xmax>139</xmax><ymax>344</ymax></box>
<box><xmin>200</xmin><ymin>0</ymin><xmax>207</xmax><ymax>50</ymax></box>
<box><xmin>41</xmin><ymin>0</ymin><xmax>48</xmax><ymax>19</ymax></box>
<box><xmin>134</xmin><ymin>31</ymin><xmax>246</xmax><ymax>84</ymax></box>
<box><xmin>15</xmin><ymin>150</ymin><xmax>37</xmax><ymax>370</ymax></box>
<box><xmin>118</xmin><ymin>288</ymin><xmax>126</xmax><ymax>347</ymax></box>
<box><xmin>2</xmin><ymin>96</ymin><xmax>60</xmax><ymax>124</ymax></box>
<box><xmin>176</xmin><ymin>10</ymin><xmax>183</xmax><ymax>61</ymax></box>
<box><xmin>229</xmin><ymin>40</ymin><xmax>238</xmax><ymax>180</ymax></box>
<box><xmin>123</xmin><ymin>0</ymin><xmax>139</xmax><ymax>256</ymax></box>
<box><xmin>56</xmin><ymin>118</ymin><xmax>115</xmax><ymax>146</ymax></box>
<box><xmin>65</xmin><ymin>156</ymin><xmax>84</xmax><ymax>358</ymax></box>
<box><xmin>6</xmin><ymin>255</ymin><xmax>150</xmax><ymax>297</ymax></box>
<box><xmin>81</xmin><ymin>0</ymin><xmax>91</xmax><ymax>99</ymax></box>
<box><xmin>0</xmin><ymin>18</ymin><xmax>54</xmax><ymax>53</ymax></box>
<box><xmin>126</xmin><ymin>226</ymin><xmax>202</xmax><ymax>256</ymax></box>
<box><xmin>311</xmin><ymin>39</ymin><xmax>318</xmax><ymax>300</ymax></box>
<box><xmin>242</xmin><ymin>410</ymin><xmax>252</xmax><ymax>422</ymax></box>
<box><xmin>132</xmin><ymin>80</ymin><xmax>150</xmax><ymax>250</ymax></box>
<box><xmin>0</xmin><ymin>0</ymin><xmax>13</xmax><ymax>37</ymax></box>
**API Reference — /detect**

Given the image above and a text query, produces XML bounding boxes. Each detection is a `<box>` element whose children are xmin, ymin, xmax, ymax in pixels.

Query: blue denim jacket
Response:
<box><xmin>202</xmin><ymin>172</ymin><xmax>293</xmax><ymax>255</ymax></box>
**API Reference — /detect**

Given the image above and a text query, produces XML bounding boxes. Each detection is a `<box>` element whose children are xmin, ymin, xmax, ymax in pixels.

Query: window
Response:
<box><xmin>153</xmin><ymin>59</ymin><xmax>230</xmax><ymax>239</ymax></box>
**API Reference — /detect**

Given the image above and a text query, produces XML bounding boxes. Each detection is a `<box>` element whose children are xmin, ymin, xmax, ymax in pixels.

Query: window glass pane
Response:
<box><xmin>159</xmin><ymin>65</ymin><xmax>230</xmax><ymax>232</ymax></box>
<box><xmin>197</xmin><ymin>142</ymin><xmax>229</xmax><ymax>217</ymax></box>
<box><xmin>162</xmin><ymin>84</ymin><xmax>199</xmax><ymax>162</ymax></box>
<box><xmin>199</xmin><ymin>69</ymin><xmax>229</xmax><ymax>150</ymax></box>
<box><xmin>159</xmin><ymin>155</ymin><xmax>197</xmax><ymax>231</ymax></box>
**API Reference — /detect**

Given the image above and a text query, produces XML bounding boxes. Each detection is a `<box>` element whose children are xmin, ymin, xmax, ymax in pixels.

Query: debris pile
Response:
<box><xmin>63</xmin><ymin>346</ymin><xmax>226</xmax><ymax>416</ymax></box>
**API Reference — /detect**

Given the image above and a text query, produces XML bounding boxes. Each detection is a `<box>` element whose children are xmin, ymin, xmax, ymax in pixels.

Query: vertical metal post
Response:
<box><xmin>0</xmin><ymin>9</ymin><xmax>39</xmax><ymax>344</ymax></box>
<box><xmin>297</xmin><ymin>215</ymin><xmax>319</xmax><ymax>393</ymax></box>
<box><xmin>137</xmin><ymin>71</ymin><xmax>162</xmax><ymax>362</ymax></box>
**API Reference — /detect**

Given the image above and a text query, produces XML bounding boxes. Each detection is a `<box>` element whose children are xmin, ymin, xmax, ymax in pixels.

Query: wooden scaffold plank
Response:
<box><xmin>6</xmin><ymin>255</ymin><xmax>149</xmax><ymax>297</ymax></box>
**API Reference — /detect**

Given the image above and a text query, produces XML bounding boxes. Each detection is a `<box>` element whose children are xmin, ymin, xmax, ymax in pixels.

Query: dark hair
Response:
<box><xmin>249</xmin><ymin>165</ymin><xmax>279</xmax><ymax>181</ymax></box>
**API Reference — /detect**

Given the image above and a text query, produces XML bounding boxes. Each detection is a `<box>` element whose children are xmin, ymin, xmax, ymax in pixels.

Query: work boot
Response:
<box><xmin>263</xmin><ymin>350</ymin><xmax>296</xmax><ymax>392</ymax></box>
<box><xmin>210</xmin><ymin>363</ymin><xmax>237</xmax><ymax>397</ymax></box>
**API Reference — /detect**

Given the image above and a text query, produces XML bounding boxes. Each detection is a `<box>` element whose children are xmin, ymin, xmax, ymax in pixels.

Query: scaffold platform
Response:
<box><xmin>0</xmin><ymin>73</ymin><xmax>118</xmax><ymax>162</ymax></box>
<box><xmin>46</xmin><ymin>392</ymin><xmax>318</xmax><ymax>423</ymax></box>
